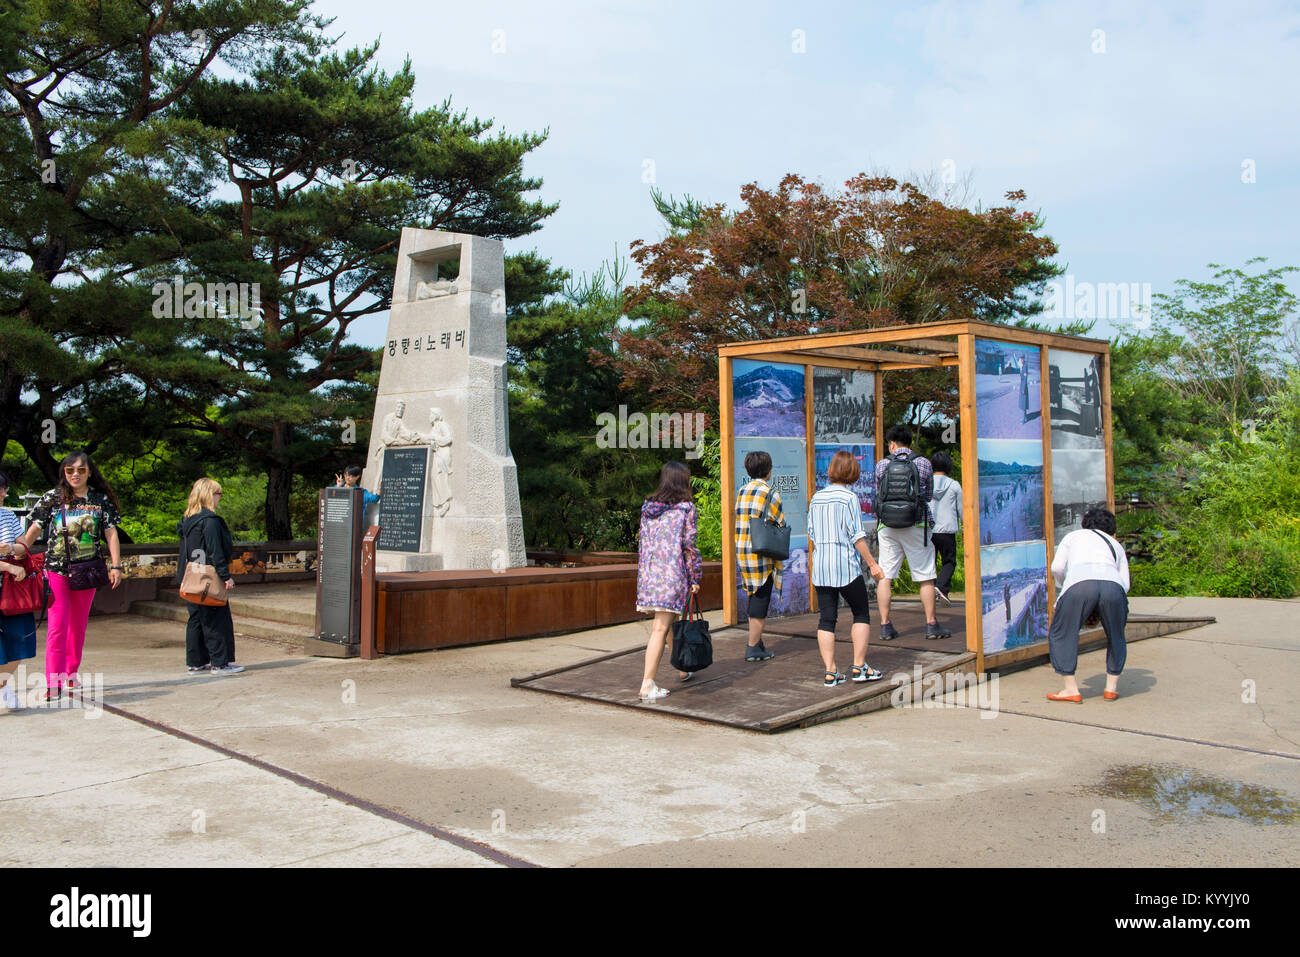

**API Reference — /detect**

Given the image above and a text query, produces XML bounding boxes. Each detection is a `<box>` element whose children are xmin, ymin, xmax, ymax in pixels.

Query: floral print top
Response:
<box><xmin>636</xmin><ymin>500</ymin><xmax>703</xmax><ymax>613</ymax></box>
<box><xmin>26</xmin><ymin>489</ymin><xmax>120</xmax><ymax>575</ymax></box>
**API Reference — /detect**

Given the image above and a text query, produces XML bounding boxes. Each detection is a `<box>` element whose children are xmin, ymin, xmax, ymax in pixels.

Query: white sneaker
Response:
<box><xmin>210</xmin><ymin>664</ymin><xmax>245</xmax><ymax>676</ymax></box>
<box><xmin>1</xmin><ymin>683</ymin><xmax>21</xmax><ymax>710</ymax></box>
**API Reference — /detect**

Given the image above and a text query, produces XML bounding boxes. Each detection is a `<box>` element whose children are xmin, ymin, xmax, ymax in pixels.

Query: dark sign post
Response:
<box><xmin>307</xmin><ymin>486</ymin><xmax>364</xmax><ymax>657</ymax></box>
<box><xmin>377</xmin><ymin>446</ymin><xmax>428</xmax><ymax>552</ymax></box>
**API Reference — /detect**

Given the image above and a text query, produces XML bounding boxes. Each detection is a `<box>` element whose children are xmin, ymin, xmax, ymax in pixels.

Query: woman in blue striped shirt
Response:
<box><xmin>808</xmin><ymin>451</ymin><xmax>887</xmax><ymax>687</ymax></box>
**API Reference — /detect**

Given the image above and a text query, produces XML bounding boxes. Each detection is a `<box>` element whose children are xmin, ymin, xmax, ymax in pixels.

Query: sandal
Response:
<box><xmin>823</xmin><ymin>670</ymin><xmax>846</xmax><ymax>688</ymax></box>
<box><xmin>851</xmin><ymin>664</ymin><xmax>884</xmax><ymax>683</ymax></box>
<box><xmin>679</xmin><ymin>672</ymin><xmax>694</xmax><ymax>682</ymax></box>
<box><xmin>638</xmin><ymin>683</ymin><xmax>670</xmax><ymax>702</ymax></box>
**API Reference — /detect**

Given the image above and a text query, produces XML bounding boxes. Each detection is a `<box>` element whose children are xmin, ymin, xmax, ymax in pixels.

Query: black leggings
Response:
<box><xmin>815</xmin><ymin>576</ymin><xmax>871</xmax><ymax>632</ymax></box>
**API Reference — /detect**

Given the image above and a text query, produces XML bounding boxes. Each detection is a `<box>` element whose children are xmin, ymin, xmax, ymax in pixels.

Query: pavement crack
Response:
<box><xmin>270</xmin><ymin>833</ymin><xmax>412</xmax><ymax>867</ymax></box>
<box><xmin>0</xmin><ymin>757</ymin><xmax>228</xmax><ymax>804</ymax></box>
<box><xmin>1205</xmin><ymin>641</ymin><xmax>1300</xmax><ymax>750</ymax></box>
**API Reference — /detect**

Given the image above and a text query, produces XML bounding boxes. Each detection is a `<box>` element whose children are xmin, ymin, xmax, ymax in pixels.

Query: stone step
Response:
<box><xmin>153</xmin><ymin>587</ymin><xmax>316</xmax><ymax>628</ymax></box>
<box><xmin>130</xmin><ymin>600</ymin><xmax>308</xmax><ymax>640</ymax></box>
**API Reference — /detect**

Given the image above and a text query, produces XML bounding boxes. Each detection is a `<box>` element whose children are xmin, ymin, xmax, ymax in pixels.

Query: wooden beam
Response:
<box><xmin>877</xmin><ymin>356</ymin><xmax>960</xmax><ymax>371</ymax></box>
<box><xmin>957</xmin><ymin>332</ymin><xmax>984</xmax><ymax>673</ymax></box>
<box><xmin>965</xmin><ymin>321</ymin><xmax>1110</xmax><ymax>352</ymax></box>
<box><xmin>720</xmin><ymin>321</ymin><xmax>973</xmax><ymax>356</ymax></box>
<box><xmin>720</xmin><ymin>354</ymin><xmax>737</xmax><ymax>626</ymax></box>
<box><xmin>743</xmin><ymin>351</ymin><xmax>878</xmax><ymax>372</ymax></box>
<box><xmin>1039</xmin><ymin>345</ymin><xmax>1057</xmax><ymax>616</ymax></box>
<box><xmin>799</xmin><ymin>346</ymin><xmax>949</xmax><ymax>367</ymax></box>
<box><xmin>805</xmin><ymin>364</ymin><xmax>817</xmax><ymax>617</ymax></box>
<box><xmin>907</xmin><ymin>337</ymin><xmax>962</xmax><ymax>353</ymax></box>
<box><xmin>1102</xmin><ymin>349</ymin><xmax>1115</xmax><ymax>511</ymax></box>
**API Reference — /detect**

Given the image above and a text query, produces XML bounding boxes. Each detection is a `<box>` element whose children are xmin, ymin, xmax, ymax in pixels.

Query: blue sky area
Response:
<box><xmin>307</xmin><ymin>0</ymin><xmax>1300</xmax><ymax>349</ymax></box>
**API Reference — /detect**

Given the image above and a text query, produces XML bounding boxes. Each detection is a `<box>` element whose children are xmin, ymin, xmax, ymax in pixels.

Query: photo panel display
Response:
<box><xmin>732</xmin><ymin>358</ymin><xmax>807</xmax><ymax>438</ymax></box>
<box><xmin>976</xmin><ymin>438</ymin><xmax>1044</xmax><ymax>545</ymax></box>
<box><xmin>814</xmin><ymin>442</ymin><xmax>877</xmax><ymax>526</ymax></box>
<box><xmin>1048</xmin><ymin>349</ymin><xmax>1104</xmax><ymax>450</ymax></box>
<box><xmin>979</xmin><ymin>541</ymin><xmax>1049</xmax><ymax>653</ymax></box>
<box><xmin>1051</xmin><ymin>448</ymin><xmax>1109</xmax><ymax>545</ymax></box>
<box><xmin>813</xmin><ymin>367</ymin><xmax>876</xmax><ymax>444</ymax></box>
<box><xmin>734</xmin><ymin>436</ymin><xmax>810</xmax><ymax>619</ymax></box>
<box><xmin>975</xmin><ymin>339</ymin><xmax>1042</xmax><ymax>440</ymax></box>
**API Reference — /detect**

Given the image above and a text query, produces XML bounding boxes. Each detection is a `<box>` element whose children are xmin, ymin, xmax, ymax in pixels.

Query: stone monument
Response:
<box><xmin>363</xmin><ymin>229</ymin><xmax>527</xmax><ymax>572</ymax></box>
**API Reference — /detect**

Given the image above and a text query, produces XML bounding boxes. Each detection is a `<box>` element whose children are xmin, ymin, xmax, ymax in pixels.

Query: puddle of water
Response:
<box><xmin>1087</xmin><ymin>764</ymin><xmax>1300</xmax><ymax>825</ymax></box>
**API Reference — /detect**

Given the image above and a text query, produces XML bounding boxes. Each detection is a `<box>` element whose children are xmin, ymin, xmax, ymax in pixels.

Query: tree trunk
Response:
<box><xmin>265</xmin><ymin>461</ymin><xmax>294</xmax><ymax>541</ymax></box>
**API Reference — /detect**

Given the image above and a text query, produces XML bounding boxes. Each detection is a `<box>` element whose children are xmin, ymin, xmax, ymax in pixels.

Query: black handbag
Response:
<box><xmin>749</xmin><ymin>484</ymin><xmax>790</xmax><ymax>560</ymax></box>
<box><xmin>60</xmin><ymin>505</ymin><xmax>110</xmax><ymax>591</ymax></box>
<box><xmin>671</xmin><ymin>595</ymin><xmax>713</xmax><ymax>673</ymax></box>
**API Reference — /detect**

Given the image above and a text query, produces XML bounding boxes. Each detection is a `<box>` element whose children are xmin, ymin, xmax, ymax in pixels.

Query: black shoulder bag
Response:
<box><xmin>749</xmin><ymin>483</ymin><xmax>791</xmax><ymax>560</ymax></box>
<box><xmin>671</xmin><ymin>594</ymin><xmax>713</xmax><ymax>672</ymax></box>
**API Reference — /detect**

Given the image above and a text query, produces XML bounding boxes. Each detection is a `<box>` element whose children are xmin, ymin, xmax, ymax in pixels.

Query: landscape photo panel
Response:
<box><xmin>1051</xmin><ymin>448</ymin><xmax>1109</xmax><ymax>544</ymax></box>
<box><xmin>1049</xmin><ymin>349</ymin><xmax>1105</xmax><ymax>450</ymax></box>
<box><xmin>812</xmin><ymin>367</ymin><xmax>876</xmax><ymax>444</ymax></box>
<box><xmin>975</xmin><ymin>339</ymin><xmax>1042</xmax><ymax>440</ymax></box>
<box><xmin>976</xmin><ymin>438</ymin><xmax>1045</xmax><ymax>546</ymax></box>
<box><xmin>732</xmin><ymin>358</ymin><xmax>807</xmax><ymax>438</ymax></box>
<box><xmin>814</xmin><ymin>442</ymin><xmax>877</xmax><ymax>524</ymax></box>
<box><xmin>979</xmin><ymin>541</ymin><xmax>1049</xmax><ymax>653</ymax></box>
<box><xmin>733</xmin><ymin>436</ymin><xmax>810</xmax><ymax>620</ymax></box>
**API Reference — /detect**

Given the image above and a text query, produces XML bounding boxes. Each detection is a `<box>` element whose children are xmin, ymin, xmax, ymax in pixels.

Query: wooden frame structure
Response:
<box><xmin>718</xmin><ymin>319</ymin><xmax>1113</xmax><ymax>675</ymax></box>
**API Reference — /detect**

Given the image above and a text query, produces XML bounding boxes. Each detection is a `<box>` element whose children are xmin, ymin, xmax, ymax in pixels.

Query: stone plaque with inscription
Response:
<box><xmin>376</xmin><ymin>446</ymin><xmax>427</xmax><ymax>552</ymax></box>
<box><xmin>363</xmin><ymin>229</ymin><xmax>527</xmax><ymax>572</ymax></box>
<box><xmin>313</xmin><ymin>486</ymin><xmax>363</xmax><ymax>652</ymax></box>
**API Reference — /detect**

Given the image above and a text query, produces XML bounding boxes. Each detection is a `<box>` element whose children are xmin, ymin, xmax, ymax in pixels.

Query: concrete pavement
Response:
<box><xmin>2</xmin><ymin>596</ymin><xmax>1297</xmax><ymax>867</ymax></box>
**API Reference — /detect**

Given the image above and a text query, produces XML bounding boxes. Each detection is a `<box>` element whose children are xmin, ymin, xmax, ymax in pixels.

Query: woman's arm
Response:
<box><xmin>1050</xmin><ymin>537</ymin><xmax>1069</xmax><ymax>586</ymax></box>
<box><xmin>105</xmin><ymin>526</ymin><xmax>123</xmax><ymax>589</ymax></box>
<box><xmin>682</xmin><ymin>505</ymin><xmax>703</xmax><ymax>589</ymax></box>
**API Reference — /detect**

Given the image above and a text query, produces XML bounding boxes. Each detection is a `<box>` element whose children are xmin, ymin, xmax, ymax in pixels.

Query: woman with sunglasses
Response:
<box><xmin>15</xmin><ymin>451</ymin><xmax>123</xmax><ymax>699</ymax></box>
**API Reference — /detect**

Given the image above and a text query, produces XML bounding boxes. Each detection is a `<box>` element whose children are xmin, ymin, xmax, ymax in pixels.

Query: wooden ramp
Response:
<box><xmin>512</xmin><ymin>603</ymin><xmax>975</xmax><ymax>733</ymax></box>
<box><xmin>511</xmin><ymin>603</ymin><xmax>1216</xmax><ymax>733</ymax></box>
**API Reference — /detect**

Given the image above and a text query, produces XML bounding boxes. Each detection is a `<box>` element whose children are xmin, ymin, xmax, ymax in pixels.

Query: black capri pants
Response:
<box><xmin>747</xmin><ymin>573</ymin><xmax>774</xmax><ymax>619</ymax></box>
<box><xmin>815</xmin><ymin>575</ymin><xmax>871</xmax><ymax>632</ymax></box>
<box><xmin>1048</xmin><ymin>580</ymin><xmax>1128</xmax><ymax>676</ymax></box>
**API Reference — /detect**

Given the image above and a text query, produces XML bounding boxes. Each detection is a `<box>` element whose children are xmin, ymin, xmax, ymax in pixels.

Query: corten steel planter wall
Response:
<box><xmin>376</xmin><ymin>562</ymin><xmax>725</xmax><ymax>654</ymax></box>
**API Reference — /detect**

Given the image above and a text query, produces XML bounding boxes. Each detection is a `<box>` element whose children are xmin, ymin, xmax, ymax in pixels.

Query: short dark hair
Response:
<box><xmin>345</xmin><ymin>465</ymin><xmax>364</xmax><ymax>479</ymax></box>
<box><xmin>1081</xmin><ymin>506</ymin><xmax>1116</xmax><ymax>535</ymax></box>
<box><xmin>931</xmin><ymin>451</ymin><xmax>953</xmax><ymax>474</ymax></box>
<box><xmin>745</xmin><ymin>450</ymin><xmax>772</xmax><ymax>479</ymax></box>
<box><xmin>0</xmin><ymin>469</ymin><xmax>8</xmax><ymax>488</ymax></box>
<box><xmin>886</xmin><ymin>425</ymin><xmax>912</xmax><ymax>447</ymax></box>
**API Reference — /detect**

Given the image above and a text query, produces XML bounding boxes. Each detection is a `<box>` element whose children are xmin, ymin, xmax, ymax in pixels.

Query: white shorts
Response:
<box><xmin>877</xmin><ymin>525</ymin><xmax>937</xmax><ymax>581</ymax></box>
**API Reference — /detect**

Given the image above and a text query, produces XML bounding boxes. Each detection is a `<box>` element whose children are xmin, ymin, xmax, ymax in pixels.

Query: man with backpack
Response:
<box><xmin>873</xmin><ymin>426</ymin><xmax>949</xmax><ymax>641</ymax></box>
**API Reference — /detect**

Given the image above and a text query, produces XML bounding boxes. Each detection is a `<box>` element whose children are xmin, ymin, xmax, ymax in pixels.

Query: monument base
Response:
<box><xmin>303</xmin><ymin>635</ymin><xmax>360</xmax><ymax>658</ymax></box>
<box><xmin>374</xmin><ymin>550</ymin><xmax>445</xmax><ymax>573</ymax></box>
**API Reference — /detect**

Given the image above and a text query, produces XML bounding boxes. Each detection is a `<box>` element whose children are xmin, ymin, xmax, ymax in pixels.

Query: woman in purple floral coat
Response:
<box><xmin>636</xmin><ymin>461</ymin><xmax>703</xmax><ymax>701</ymax></box>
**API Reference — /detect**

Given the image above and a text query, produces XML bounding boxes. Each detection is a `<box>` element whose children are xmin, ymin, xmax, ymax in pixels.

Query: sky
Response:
<box><xmin>305</xmin><ymin>0</ymin><xmax>1300</xmax><ymax>349</ymax></box>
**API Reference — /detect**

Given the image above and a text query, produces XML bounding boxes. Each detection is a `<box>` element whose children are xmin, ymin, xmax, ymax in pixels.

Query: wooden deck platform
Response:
<box><xmin>511</xmin><ymin>603</ymin><xmax>1215</xmax><ymax>733</ymax></box>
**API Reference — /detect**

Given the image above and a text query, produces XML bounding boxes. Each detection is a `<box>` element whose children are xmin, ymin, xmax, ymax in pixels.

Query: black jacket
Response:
<box><xmin>176</xmin><ymin>509</ymin><xmax>234</xmax><ymax>584</ymax></box>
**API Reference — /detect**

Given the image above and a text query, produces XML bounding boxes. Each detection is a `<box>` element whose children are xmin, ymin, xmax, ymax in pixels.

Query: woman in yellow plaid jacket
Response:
<box><xmin>734</xmin><ymin>450</ymin><xmax>782</xmax><ymax>662</ymax></box>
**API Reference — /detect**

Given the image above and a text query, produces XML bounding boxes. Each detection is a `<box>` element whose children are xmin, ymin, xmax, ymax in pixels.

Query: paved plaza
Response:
<box><xmin>2</xmin><ymin>597</ymin><xmax>1297</xmax><ymax>868</ymax></box>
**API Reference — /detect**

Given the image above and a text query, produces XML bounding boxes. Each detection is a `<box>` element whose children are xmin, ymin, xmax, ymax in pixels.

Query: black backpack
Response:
<box><xmin>877</xmin><ymin>451</ymin><xmax>925</xmax><ymax>533</ymax></box>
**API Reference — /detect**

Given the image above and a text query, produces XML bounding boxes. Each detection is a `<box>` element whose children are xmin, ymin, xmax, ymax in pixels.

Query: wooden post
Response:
<box><xmin>720</xmin><ymin>354</ymin><xmax>737</xmax><ymax>625</ymax></box>
<box><xmin>957</xmin><ymin>332</ymin><xmax>984</xmax><ymax>674</ymax></box>
<box><xmin>805</xmin><ymin>364</ymin><xmax>817</xmax><ymax>615</ymax></box>
<box><xmin>1101</xmin><ymin>346</ymin><xmax>1115</xmax><ymax>511</ymax></box>
<box><xmin>1039</xmin><ymin>344</ymin><xmax>1057</xmax><ymax>614</ymax></box>
<box><xmin>359</xmin><ymin>525</ymin><xmax>380</xmax><ymax>659</ymax></box>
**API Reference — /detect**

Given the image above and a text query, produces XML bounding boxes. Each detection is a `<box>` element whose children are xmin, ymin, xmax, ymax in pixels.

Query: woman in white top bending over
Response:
<box><xmin>1046</xmin><ymin>506</ymin><xmax>1130</xmax><ymax>703</ymax></box>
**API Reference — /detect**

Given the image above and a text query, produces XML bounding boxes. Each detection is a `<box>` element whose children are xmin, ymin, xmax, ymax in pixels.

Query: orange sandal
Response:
<box><xmin>1103</xmin><ymin>690</ymin><xmax>1119</xmax><ymax>700</ymax></box>
<box><xmin>1046</xmin><ymin>691</ymin><xmax>1083</xmax><ymax>703</ymax></box>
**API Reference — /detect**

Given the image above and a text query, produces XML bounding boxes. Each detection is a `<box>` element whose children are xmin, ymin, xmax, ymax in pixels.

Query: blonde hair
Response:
<box><xmin>184</xmin><ymin>478</ymin><xmax>223</xmax><ymax>517</ymax></box>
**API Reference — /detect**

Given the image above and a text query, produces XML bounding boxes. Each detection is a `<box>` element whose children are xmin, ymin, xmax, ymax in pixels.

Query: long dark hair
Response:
<box><xmin>647</xmin><ymin>461</ymin><xmax>694</xmax><ymax>505</ymax></box>
<box><xmin>57</xmin><ymin>450</ymin><xmax>121</xmax><ymax>511</ymax></box>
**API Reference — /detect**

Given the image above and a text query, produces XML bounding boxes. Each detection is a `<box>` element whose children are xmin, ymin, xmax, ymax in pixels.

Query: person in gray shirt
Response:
<box><xmin>928</xmin><ymin>451</ymin><xmax>963</xmax><ymax>605</ymax></box>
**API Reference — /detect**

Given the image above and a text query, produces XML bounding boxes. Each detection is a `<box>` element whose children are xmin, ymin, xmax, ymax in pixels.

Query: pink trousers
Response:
<box><xmin>45</xmin><ymin>572</ymin><xmax>96</xmax><ymax>686</ymax></box>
